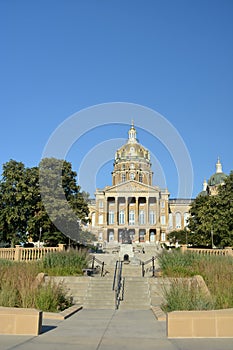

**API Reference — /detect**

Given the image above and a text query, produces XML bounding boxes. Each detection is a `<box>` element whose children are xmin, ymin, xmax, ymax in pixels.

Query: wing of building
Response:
<box><xmin>87</xmin><ymin>122</ymin><xmax>193</xmax><ymax>244</ymax></box>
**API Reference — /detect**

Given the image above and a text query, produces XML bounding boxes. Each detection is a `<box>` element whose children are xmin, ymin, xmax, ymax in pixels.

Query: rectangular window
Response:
<box><xmin>161</xmin><ymin>232</ymin><xmax>166</xmax><ymax>242</ymax></box>
<box><xmin>149</xmin><ymin>210</ymin><xmax>156</xmax><ymax>225</ymax></box>
<box><xmin>99</xmin><ymin>200</ymin><xmax>104</xmax><ymax>208</ymax></box>
<box><xmin>160</xmin><ymin>215</ymin><xmax>166</xmax><ymax>225</ymax></box>
<box><xmin>119</xmin><ymin>210</ymin><xmax>125</xmax><ymax>225</ymax></box>
<box><xmin>161</xmin><ymin>201</ymin><xmax>165</xmax><ymax>208</ymax></box>
<box><xmin>108</xmin><ymin>210</ymin><xmax>114</xmax><ymax>225</ymax></box>
<box><xmin>98</xmin><ymin>214</ymin><xmax>103</xmax><ymax>225</ymax></box>
<box><xmin>129</xmin><ymin>210</ymin><xmax>135</xmax><ymax>225</ymax></box>
<box><xmin>139</xmin><ymin>210</ymin><xmax>145</xmax><ymax>225</ymax></box>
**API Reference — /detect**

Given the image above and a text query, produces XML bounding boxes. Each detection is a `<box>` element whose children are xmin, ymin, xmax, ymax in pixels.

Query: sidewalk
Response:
<box><xmin>0</xmin><ymin>309</ymin><xmax>233</xmax><ymax>350</ymax></box>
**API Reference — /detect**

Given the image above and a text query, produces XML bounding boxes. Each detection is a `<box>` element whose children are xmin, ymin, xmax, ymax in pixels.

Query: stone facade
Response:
<box><xmin>88</xmin><ymin>123</ymin><xmax>191</xmax><ymax>244</ymax></box>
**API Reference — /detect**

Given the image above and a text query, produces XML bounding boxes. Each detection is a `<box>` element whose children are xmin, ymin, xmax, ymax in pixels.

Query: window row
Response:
<box><xmin>99</xmin><ymin>210</ymin><xmax>158</xmax><ymax>225</ymax></box>
<box><xmin>168</xmin><ymin>212</ymin><xmax>189</xmax><ymax>229</ymax></box>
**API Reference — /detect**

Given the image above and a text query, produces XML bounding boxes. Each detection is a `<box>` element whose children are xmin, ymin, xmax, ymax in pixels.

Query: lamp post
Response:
<box><xmin>211</xmin><ymin>227</ymin><xmax>214</xmax><ymax>249</ymax></box>
<box><xmin>39</xmin><ymin>227</ymin><xmax>42</xmax><ymax>248</ymax></box>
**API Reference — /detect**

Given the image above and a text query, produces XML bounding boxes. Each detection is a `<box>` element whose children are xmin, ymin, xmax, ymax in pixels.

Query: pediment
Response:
<box><xmin>104</xmin><ymin>180</ymin><xmax>160</xmax><ymax>195</ymax></box>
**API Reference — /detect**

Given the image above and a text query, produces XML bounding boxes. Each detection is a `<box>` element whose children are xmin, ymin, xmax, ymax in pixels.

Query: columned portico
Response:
<box><xmin>89</xmin><ymin>123</ymin><xmax>190</xmax><ymax>244</ymax></box>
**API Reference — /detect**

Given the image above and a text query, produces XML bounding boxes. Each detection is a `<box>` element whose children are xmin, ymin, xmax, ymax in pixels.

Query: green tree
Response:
<box><xmin>167</xmin><ymin>229</ymin><xmax>189</xmax><ymax>245</ymax></box>
<box><xmin>0</xmin><ymin>160</ymin><xmax>30</xmax><ymax>245</ymax></box>
<box><xmin>0</xmin><ymin>158</ymin><xmax>90</xmax><ymax>247</ymax></box>
<box><xmin>188</xmin><ymin>172</ymin><xmax>233</xmax><ymax>247</ymax></box>
<box><xmin>39</xmin><ymin>158</ymin><xmax>89</xmax><ymax>244</ymax></box>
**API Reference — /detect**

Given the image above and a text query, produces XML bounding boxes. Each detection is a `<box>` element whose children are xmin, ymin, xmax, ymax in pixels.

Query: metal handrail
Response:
<box><xmin>141</xmin><ymin>256</ymin><xmax>156</xmax><ymax>277</ymax></box>
<box><xmin>113</xmin><ymin>260</ymin><xmax>124</xmax><ymax>309</ymax></box>
<box><xmin>90</xmin><ymin>256</ymin><xmax>105</xmax><ymax>277</ymax></box>
<box><xmin>112</xmin><ymin>261</ymin><xmax>119</xmax><ymax>290</ymax></box>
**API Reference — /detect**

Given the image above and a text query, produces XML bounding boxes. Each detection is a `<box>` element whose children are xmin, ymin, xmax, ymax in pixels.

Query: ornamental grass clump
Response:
<box><xmin>158</xmin><ymin>250</ymin><xmax>233</xmax><ymax>310</ymax></box>
<box><xmin>162</xmin><ymin>278</ymin><xmax>214</xmax><ymax>312</ymax></box>
<box><xmin>0</xmin><ymin>259</ymin><xmax>72</xmax><ymax>311</ymax></box>
<box><xmin>157</xmin><ymin>250</ymin><xmax>201</xmax><ymax>277</ymax></box>
<box><xmin>41</xmin><ymin>249</ymin><xmax>88</xmax><ymax>276</ymax></box>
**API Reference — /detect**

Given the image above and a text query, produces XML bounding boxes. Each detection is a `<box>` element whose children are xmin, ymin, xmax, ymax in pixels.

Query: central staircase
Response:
<box><xmin>48</xmin><ymin>245</ymin><xmax>164</xmax><ymax>310</ymax></box>
<box><xmin>120</xmin><ymin>277</ymin><xmax>151</xmax><ymax>310</ymax></box>
<box><xmin>83</xmin><ymin>278</ymin><xmax>115</xmax><ymax>309</ymax></box>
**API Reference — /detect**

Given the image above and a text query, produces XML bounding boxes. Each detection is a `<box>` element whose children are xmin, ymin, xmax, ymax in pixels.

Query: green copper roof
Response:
<box><xmin>208</xmin><ymin>172</ymin><xmax>226</xmax><ymax>186</ymax></box>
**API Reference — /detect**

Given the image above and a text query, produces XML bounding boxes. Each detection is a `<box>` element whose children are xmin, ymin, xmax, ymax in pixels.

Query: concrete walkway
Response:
<box><xmin>0</xmin><ymin>309</ymin><xmax>233</xmax><ymax>350</ymax></box>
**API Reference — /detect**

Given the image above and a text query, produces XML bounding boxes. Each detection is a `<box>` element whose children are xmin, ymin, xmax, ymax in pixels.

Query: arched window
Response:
<box><xmin>168</xmin><ymin>213</ymin><xmax>173</xmax><ymax>229</ymax></box>
<box><xmin>98</xmin><ymin>214</ymin><xmax>103</xmax><ymax>225</ymax></box>
<box><xmin>175</xmin><ymin>212</ymin><xmax>181</xmax><ymax>229</ymax></box>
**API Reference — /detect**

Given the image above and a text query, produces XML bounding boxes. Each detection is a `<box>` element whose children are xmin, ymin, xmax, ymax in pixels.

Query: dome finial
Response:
<box><xmin>216</xmin><ymin>157</ymin><xmax>222</xmax><ymax>173</ymax></box>
<box><xmin>128</xmin><ymin>121</ymin><xmax>137</xmax><ymax>143</ymax></box>
<box><xmin>202</xmin><ymin>178</ymin><xmax>207</xmax><ymax>191</ymax></box>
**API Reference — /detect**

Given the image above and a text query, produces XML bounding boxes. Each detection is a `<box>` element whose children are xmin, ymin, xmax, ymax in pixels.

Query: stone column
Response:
<box><xmin>114</xmin><ymin>196</ymin><xmax>118</xmax><ymax>226</ymax></box>
<box><xmin>125</xmin><ymin>197</ymin><xmax>129</xmax><ymax>225</ymax></box>
<box><xmin>135</xmin><ymin>197</ymin><xmax>139</xmax><ymax>225</ymax></box>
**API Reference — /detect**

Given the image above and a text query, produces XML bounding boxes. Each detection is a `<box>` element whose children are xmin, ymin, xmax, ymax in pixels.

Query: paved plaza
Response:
<box><xmin>0</xmin><ymin>308</ymin><xmax>233</xmax><ymax>350</ymax></box>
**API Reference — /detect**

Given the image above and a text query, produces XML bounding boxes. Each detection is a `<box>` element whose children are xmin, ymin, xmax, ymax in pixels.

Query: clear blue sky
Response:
<box><xmin>0</xmin><ymin>0</ymin><xmax>232</xmax><ymax>198</ymax></box>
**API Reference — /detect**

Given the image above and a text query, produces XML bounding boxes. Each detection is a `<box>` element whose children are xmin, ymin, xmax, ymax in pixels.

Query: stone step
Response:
<box><xmin>120</xmin><ymin>301</ymin><xmax>151</xmax><ymax>310</ymax></box>
<box><xmin>119</xmin><ymin>276</ymin><xmax>151</xmax><ymax>310</ymax></box>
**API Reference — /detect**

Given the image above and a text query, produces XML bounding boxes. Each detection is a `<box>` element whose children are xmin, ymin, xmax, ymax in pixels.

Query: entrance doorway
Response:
<box><xmin>149</xmin><ymin>230</ymin><xmax>155</xmax><ymax>242</ymax></box>
<box><xmin>139</xmin><ymin>229</ymin><xmax>146</xmax><ymax>242</ymax></box>
<box><xmin>108</xmin><ymin>230</ymin><xmax>114</xmax><ymax>242</ymax></box>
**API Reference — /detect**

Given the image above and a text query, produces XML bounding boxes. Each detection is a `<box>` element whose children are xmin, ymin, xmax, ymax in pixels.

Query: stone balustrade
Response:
<box><xmin>0</xmin><ymin>244</ymin><xmax>65</xmax><ymax>261</ymax></box>
<box><xmin>181</xmin><ymin>245</ymin><xmax>233</xmax><ymax>256</ymax></box>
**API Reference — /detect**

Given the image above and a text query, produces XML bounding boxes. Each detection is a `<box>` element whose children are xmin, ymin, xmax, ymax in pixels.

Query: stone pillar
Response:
<box><xmin>135</xmin><ymin>197</ymin><xmax>139</xmax><ymax>225</ymax></box>
<box><xmin>181</xmin><ymin>245</ymin><xmax>188</xmax><ymax>253</ymax></box>
<box><xmin>125</xmin><ymin>197</ymin><xmax>129</xmax><ymax>225</ymax></box>
<box><xmin>145</xmin><ymin>197</ymin><xmax>148</xmax><ymax>225</ymax></box>
<box><xmin>58</xmin><ymin>244</ymin><xmax>66</xmax><ymax>251</ymax></box>
<box><xmin>114</xmin><ymin>197</ymin><xmax>118</xmax><ymax>225</ymax></box>
<box><xmin>14</xmin><ymin>245</ymin><xmax>21</xmax><ymax>261</ymax></box>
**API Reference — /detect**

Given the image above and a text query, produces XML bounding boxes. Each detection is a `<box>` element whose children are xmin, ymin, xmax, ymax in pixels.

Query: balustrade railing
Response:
<box><xmin>181</xmin><ymin>245</ymin><xmax>233</xmax><ymax>257</ymax></box>
<box><xmin>0</xmin><ymin>244</ymin><xmax>65</xmax><ymax>261</ymax></box>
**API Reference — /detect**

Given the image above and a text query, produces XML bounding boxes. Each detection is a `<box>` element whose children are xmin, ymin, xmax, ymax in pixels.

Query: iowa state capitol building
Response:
<box><xmin>88</xmin><ymin>123</ymin><xmax>192</xmax><ymax>244</ymax></box>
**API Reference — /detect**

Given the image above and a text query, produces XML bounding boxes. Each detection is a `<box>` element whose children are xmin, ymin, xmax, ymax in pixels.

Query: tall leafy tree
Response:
<box><xmin>0</xmin><ymin>158</ymin><xmax>90</xmax><ymax>246</ymax></box>
<box><xmin>39</xmin><ymin>158</ymin><xmax>89</xmax><ymax>243</ymax></box>
<box><xmin>0</xmin><ymin>160</ymin><xmax>32</xmax><ymax>245</ymax></box>
<box><xmin>188</xmin><ymin>172</ymin><xmax>233</xmax><ymax>247</ymax></box>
